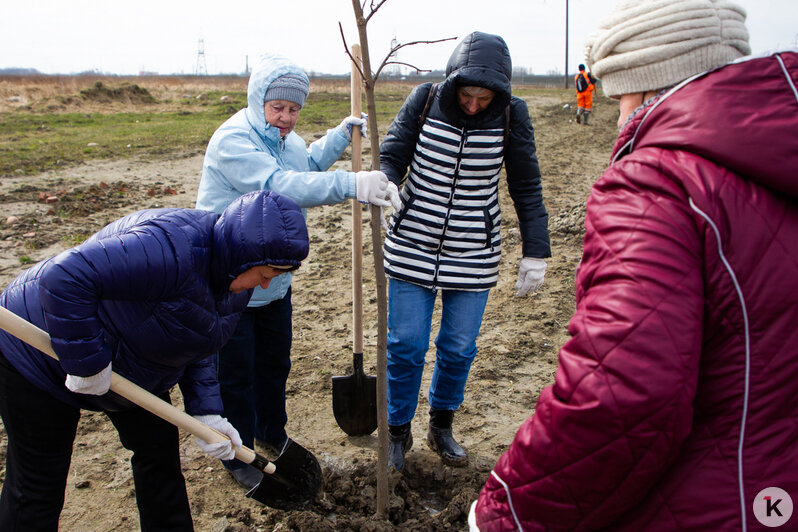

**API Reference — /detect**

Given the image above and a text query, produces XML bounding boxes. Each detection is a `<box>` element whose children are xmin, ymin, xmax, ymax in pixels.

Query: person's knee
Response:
<box><xmin>435</xmin><ymin>331</ymin><xmax>478</xmax><ymax>365</ymax></box>
<box><xmin>439</xmin><ymin>349</ymin><xmax>477</xmax><ymax>372</ymax></box>
<box><xmin>388</xmin><ymin>325</ymin><xmax>431</xmax><ymax>364</ymax></box>
<box><xmin>387</xmin><ymin>344</ymin><xmax>428</xmax><ymax>370</ymax></box>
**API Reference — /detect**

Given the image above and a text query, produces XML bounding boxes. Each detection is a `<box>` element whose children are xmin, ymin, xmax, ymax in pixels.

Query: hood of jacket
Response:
<box><xmin>438</xmin><ymin>31</ymin><xmax>513</xmax><ymax>127</ymax></box>
<box><xmin>244</xmin><ymin>53</ymin><xmax>310</xmax><ymax>142</ymax></box>
<box><xmin>612</xmin><ymin>50</ymin><xmax>798</xmax><ymax>201</ymax></box>
<box><xmin>0</xmin><ymin>193</ymin><xmax>306</xmax><ymax>412</ymax></box>
<box><xmin>211</xmin><ymin>190</ymin><xmax>309</xmax><ymax>293</ymax></box>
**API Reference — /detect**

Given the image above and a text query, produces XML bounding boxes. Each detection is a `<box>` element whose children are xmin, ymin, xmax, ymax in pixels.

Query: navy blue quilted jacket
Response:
<box><xmin>0</xmin><ymin>190</ymin><xmax>308</xmax><ymax>413</ymax></box>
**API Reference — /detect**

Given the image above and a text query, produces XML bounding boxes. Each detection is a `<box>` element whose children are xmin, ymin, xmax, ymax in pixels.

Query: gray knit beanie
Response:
<box><xmin>585</xmin><ymin>0</ymin><xmax>751</xmax><ymax>98</ymax></box>
<box><xmin>264</xmin><ymin>73</ymin><xmax>309</xmax><ymax>107</ymax></box>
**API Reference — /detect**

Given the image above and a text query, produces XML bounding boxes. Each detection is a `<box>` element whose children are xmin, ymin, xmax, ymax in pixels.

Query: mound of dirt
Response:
<box><xmin>79</xmin><ymin>81</ymin><xmax>157</xmax><ymax>105</ymax></box>
<box><xmin>549</xmin><ymin>203</ymin><xmax>587</xmax><ymax>240</ymax></box>
<box><xmin>0</xmin><ymin>179</ymin><xmax>186</xmax><ymax>253</ymax></box>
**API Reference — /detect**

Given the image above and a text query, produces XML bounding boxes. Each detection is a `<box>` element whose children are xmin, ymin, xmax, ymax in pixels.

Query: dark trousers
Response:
<box><xmin>0</xmin><ymin>352</ymin><xmax>193</xmax><ymax>531</ymax></box>
<box><xmin>216</xmin><ymin>288</ymin><xmax>292</xmax><ymax>470</ymax></box>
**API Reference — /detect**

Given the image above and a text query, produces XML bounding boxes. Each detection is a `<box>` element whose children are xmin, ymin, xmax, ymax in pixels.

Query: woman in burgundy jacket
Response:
<box><xmin>473</xmin><ymin>1</ymin><xmax>798</xmax><ymax>530</ymax></box>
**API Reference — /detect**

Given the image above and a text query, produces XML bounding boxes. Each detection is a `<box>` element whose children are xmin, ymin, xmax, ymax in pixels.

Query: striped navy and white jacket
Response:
<box><xmin>380</xmin><ymin>32</ymin><xmax>550</xmax><ymax>291</ymax></box>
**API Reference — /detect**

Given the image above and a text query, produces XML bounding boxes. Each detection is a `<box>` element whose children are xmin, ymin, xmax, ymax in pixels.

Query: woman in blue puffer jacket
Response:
<box><xmin>0</xmin><ymin>190</ymin><xmax>308</xmax><ymax>531</ymax></box>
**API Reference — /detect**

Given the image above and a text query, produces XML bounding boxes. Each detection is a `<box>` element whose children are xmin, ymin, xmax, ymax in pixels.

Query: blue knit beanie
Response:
<box><xmin>264</xmin><ymin>74</ymin><xmax>309</xmax><ymax>107</ymax></box>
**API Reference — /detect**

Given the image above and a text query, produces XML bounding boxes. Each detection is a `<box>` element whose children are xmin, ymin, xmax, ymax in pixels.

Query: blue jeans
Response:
<box><xmin>386</xmin><ymin>278</ymin><xmax>490</xmax><ymax>426</ymax></box>
<box><xmin>215</xmin><ymin>288</ymin><xmax>292</xmax><ymax>471</ymax></box>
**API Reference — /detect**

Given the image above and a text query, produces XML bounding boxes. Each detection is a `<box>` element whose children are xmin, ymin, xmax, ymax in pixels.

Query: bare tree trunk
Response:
<box><xmin>343</xmin><ymin>1</ymin><xmax>454</xmax><ymax>519</ymax></box>
<box><xmin>350</xmin><ymin>0</ymin><xmax>390</xmax><ymax>519</ymax></box>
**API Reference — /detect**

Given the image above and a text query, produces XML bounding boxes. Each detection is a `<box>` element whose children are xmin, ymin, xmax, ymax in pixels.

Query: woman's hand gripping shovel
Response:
<box><xmin>0</xmin><ymin>306</ymin><xmax>321</xmax><ymax>510</ymax></box>
<box><xmin>332</xmin><ymin>44</ymin><xmax>378</xmax><ymax>436</ymax></box>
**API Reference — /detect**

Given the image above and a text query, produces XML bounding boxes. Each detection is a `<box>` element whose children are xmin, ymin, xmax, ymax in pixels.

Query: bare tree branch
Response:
<box><xmin>374</xmin><ymin>61</ymin><xmax>430</xmax><ymax>80</ymax></box>
<box><xmin>386</xmin><ymin>61</ymin><xmax>431</xmax><ymax>72</ymax></box>
<box><xmin>342</xmin><ymin>21</ymin><xmax>455</xmax><ymax>84</ymax></box>
<box><xmin>372</xmin><ymin>36</ymin><xmax>457</xmax><ymax>83</ymax></box>
<box><xmin>364</xmin><ymin>0</ymin><xmax>389</xmax><ymax>23</ymax></box>
<box><xmin>390</xmin><ymin>37</ymin><xmax>457</xmax><ymax>56</ymax></box>
<box><xmin>338</xmin><ymin>22</ymin><xmax>366</xmax><ymax>81</ymax></box>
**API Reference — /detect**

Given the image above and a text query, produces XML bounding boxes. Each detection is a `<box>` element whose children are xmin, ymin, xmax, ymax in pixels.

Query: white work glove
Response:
<box><xmin>193</xmin><ymin>414</ymin><xmax>243</xmax><ymax>461</ymax></box>
<box><xmin>65</xmin><ymin>362</ymin><xmax>112</xmax><ymax>395</ymax></box>
<box><xmin>340</xmin><ymin>113</ymin><xmax>367</xmax><ymax>140</ymax></box>
<box><xmin>355</xmin><ymin>170</ymin><xmax>392</xmax><ymax>208</ymax></box>
<box><xmin>379</xmin><ymin>182</ymin><xmax>402</xmax><ymax>231</ymax></box>
<box><xmin>468</xmin><ymin>500</ymin><xmax>481</xmax><ymax>531</ymax></box>
<box><xmin>379</xmin><ymin>207</ymin><xmax>392</xmax><ymax>231</ymax></box>
<box><xmin>385</xmin><ymin>182</ymin><xmax>401</xmax><ymax>212</ymax></box>
<box><xmin>515</xmin><ymin>257</ymin><xmax>547</xmax><ymax>297</ymax></box>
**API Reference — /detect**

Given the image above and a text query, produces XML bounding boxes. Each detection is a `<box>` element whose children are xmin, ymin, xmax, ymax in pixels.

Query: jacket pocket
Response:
<box><xmin>393</xmin><ymin>190</ymin><xmax>416</xmax><ymax>234</ymax></box>
<box><xmin>483</xmin><ymin>206</ymin><xmax>494</xmax><ymax>251</ymax></box>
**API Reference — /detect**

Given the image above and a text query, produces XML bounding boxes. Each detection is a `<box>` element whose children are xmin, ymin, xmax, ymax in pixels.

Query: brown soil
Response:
<box><xmin>0</xmin><ymin>86</ymin><xmax>618</xmax><ymax>531</ymax></box>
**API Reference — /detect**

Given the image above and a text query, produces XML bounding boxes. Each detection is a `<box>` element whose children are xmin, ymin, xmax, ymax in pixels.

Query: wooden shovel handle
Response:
<box><xmin>351</xmin><ymin>44</ymin><xmax>363</xmax><ymax>355</ymax></box>
<box><xmin>0</xmin><ymin>306</ymin><xmax>273</xmax><ymax>473</ymax></box>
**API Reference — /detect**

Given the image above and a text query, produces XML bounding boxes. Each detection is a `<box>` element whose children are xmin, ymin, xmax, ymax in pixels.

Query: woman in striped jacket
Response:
<box><xmin>379</xmin><ymin>31</ymin><xmax>551</xmax><ymax>471</ymax></box>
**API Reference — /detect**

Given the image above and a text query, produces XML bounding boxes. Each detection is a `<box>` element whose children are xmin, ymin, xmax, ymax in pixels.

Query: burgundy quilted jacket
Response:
<box><xmin>475</xmin><ymin>51</ymin><xmax>798</xmax><ymax>531</ymax></box>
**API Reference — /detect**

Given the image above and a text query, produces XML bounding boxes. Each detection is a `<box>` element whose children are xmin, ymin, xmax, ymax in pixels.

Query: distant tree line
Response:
<box><xmin>1</xmin><ymin>65</ymin><xmax>572</xmax><ymax>87</ymax></box>
<box><xmin>0</xmin><ymin>67</ymin><xmax>117</xmax><ymax>76</ymax></box>
<box><xmin>0</xmin><ymin>67</ymin><xmax>42</xmax><ymax>76</ymax></box>
<box><xmin>307</xmin><ymin>66</ymin><xmax>569</xmax><ymax>87</ymax></box>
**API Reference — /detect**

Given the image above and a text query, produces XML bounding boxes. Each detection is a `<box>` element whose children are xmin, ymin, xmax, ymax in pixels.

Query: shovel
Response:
<box><xmin>332</xmin><ymin>44</ymin><xmax>378</xmax><ymax>437</ymax></box>
<box><xmin>0</xmin><ymin>306</ymin><xmax>321</xmax><ymax>511</ymax></box>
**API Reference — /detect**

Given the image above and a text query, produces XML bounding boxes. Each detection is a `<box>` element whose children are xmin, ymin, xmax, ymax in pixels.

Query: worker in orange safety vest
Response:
<box><xmin>575</xmin><ymin>64</ymin><xmax>596</xmax><ymax>125</ymax></box>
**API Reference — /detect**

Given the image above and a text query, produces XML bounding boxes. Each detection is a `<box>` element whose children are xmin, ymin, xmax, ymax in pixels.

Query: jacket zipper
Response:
<box><xmin>433</xmin><ymin>128</ymin><xmax>466</xmax><ymax>288</ymax></box>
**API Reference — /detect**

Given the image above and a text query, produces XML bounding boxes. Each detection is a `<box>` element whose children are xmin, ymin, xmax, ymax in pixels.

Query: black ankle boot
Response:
<box><xmin>427</xmin><ymin>409</ymin><xmax>468</xmax><ymax>467</ymax></box>
<box><xmin>388</xmin><ymin>423</ymin><xmax>413</xmax><ymax>472</ymax></box>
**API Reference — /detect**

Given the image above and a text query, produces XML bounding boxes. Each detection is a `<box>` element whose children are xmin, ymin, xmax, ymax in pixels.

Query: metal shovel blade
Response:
<box><xmin>246</xmin><ymin>439</ymin><xmax>322</xmax><ymax>510</ymax></box>
<box><xmin>332</xmin><ymin>352</ymin><xmax>378</xmax><ymax>436</ymax></box>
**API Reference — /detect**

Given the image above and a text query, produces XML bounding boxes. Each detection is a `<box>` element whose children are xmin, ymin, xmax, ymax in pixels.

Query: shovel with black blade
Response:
<box><xmin>0</xmin><ymin>306</ymin><xmax>321</xmax><ymax>510</ymax></box>
<box><xmin>331</xmin><ymin>205</ymin><xmax>378</xmax><ymax>436</ymax></box>
<box><xmin>332</xmin><ymin>45</ymin><xmax>378</xmax><ymax>437</ymax></box>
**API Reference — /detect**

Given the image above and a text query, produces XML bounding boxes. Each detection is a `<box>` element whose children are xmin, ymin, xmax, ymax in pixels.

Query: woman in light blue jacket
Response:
<box><xmin>196</xmin><ymin>53</ymin><xmax>399</xmax><ymax>489</ymax></box>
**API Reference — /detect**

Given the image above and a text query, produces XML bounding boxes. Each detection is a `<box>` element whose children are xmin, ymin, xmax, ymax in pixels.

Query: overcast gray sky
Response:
<box><xmin>1</xmin><ymin>0</ymin><xmax>795</xmax><ymax>76</ymax></box>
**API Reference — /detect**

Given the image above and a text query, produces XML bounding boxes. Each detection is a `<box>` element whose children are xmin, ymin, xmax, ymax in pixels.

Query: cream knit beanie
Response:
<box><xmin>585</xmin><ymin>0</ymin><xmax>751</xmax><ymax>98</ymax></box>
